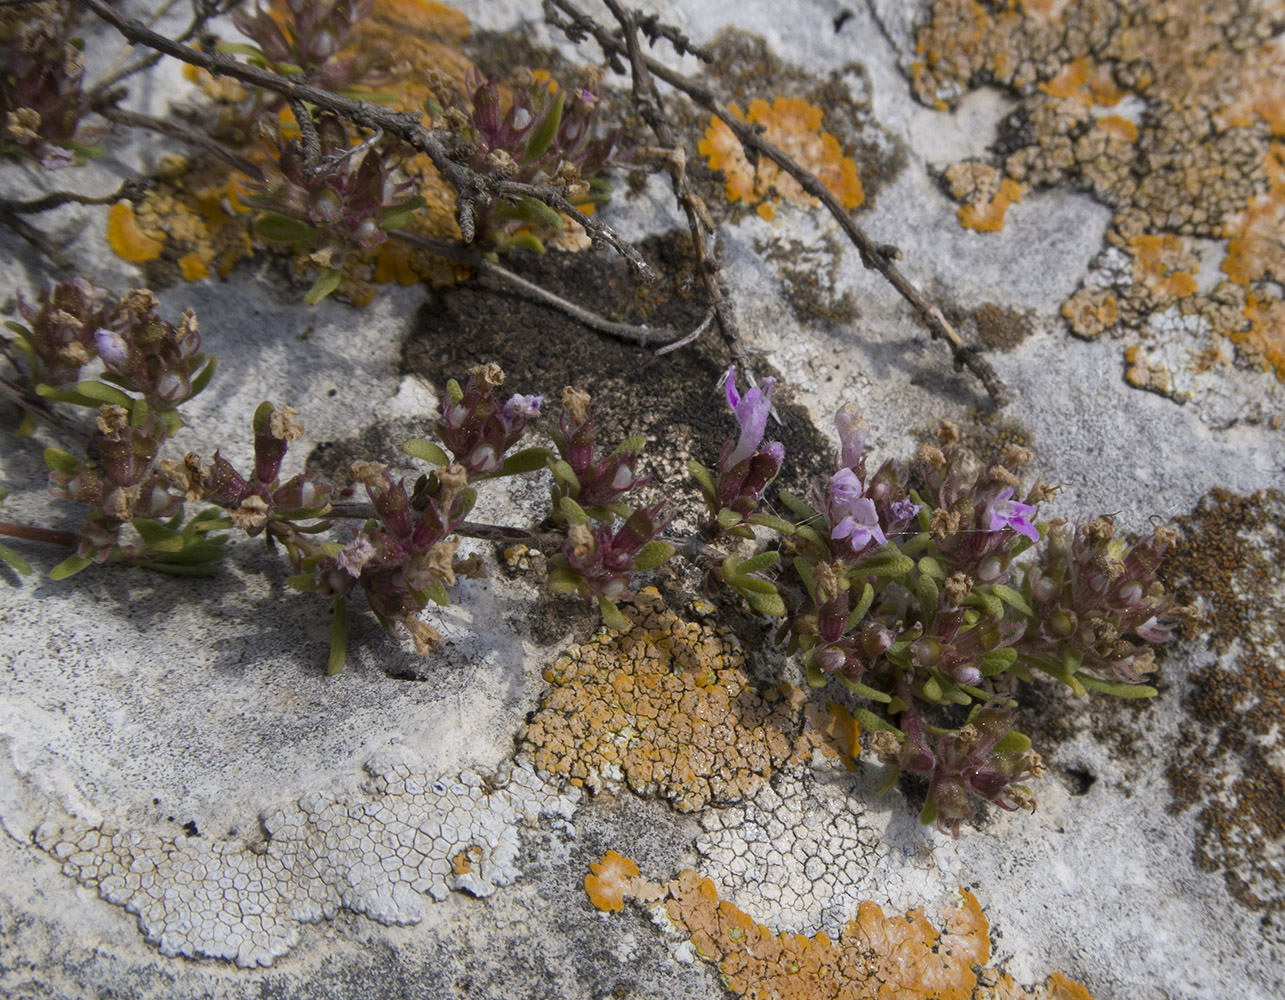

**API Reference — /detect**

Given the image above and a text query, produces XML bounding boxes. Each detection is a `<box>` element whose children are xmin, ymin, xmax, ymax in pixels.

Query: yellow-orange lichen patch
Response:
<box><xmin>914</xmin><ymin>1</ymin><xmax>1285</xmax><ymax>390</ymax></box>
<box><xmin>521</xmin><ymin>588</ymin><xmax>804</xmax><ymax>811</ymax></box>
<box><xmin>584</xmin><ymin>850</ymin><xmax>641</xmax><ymax>913</ymax></box>
<box><xmin>1235</xmin><ymin>295</ymin><xmax>1285</xmax><ymax>380</ymax></box>
<box><xmin>699</xmin><ymin>96</ymin><xmax>864</xmax><ymax>218</ymax></box>
<box><xmin>591</xmin><ymin>857</ymin><xmax>1094</xmax><ymax>1000</ymax></box>
<box><xmin>958</xmin><ymin>177</ymin><xmax>1024</xmax><ymax>233</ymax></box>
<box><xmin>793</xmin><ymin>701</ymin><xmax>862</xmax><ymax>770</ymax></box>
<box><xmin>106</xmin><ymin>201</ymin><xmax>165</xmax><ymax>262</ymax></box>
<box><xmin>944</xmin><ymin>161</ymin><xmax>1026</xmax><ymax>233</ymax></box>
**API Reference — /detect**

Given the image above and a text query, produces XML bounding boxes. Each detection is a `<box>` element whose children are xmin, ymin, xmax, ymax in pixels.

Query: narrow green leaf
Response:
<box><xmin>446</xmin><ymin>378</ymin><xmax>464</xmax><ymax>403</ymax></box>
<box><xmin>253</xmin><ymin>212</ymin><xmax>316</xmax><ymax>244</ymax></box>
<box><xmin>550</xmin><ymin>459</ymin><xmax>580</xmax><ymax>493</ymax></box>
<box><xmin>777</xmin><ymin>490</ymin><xmax>820</xmax><ymax>522</ymax></box>
<box><xmin>496</xmin><ymin>446</ymin><xmax>552</xmax><ymax>476</ymax></box>
<box><xmin>141</xmin><ymin>562</ymin><xmax>221</xmax><ymax>577</ymax></box>
<box><xmin>794</xmin><ymin>524</ymin><xmax>831</xmax><ymax>554</ymax></box>
<box><xmin>213</xmin><ymin>40</ymin><xmax>268</xmax><ymax>59</ymax></box>
<box><xmin>686</xmin><ymin>460</ymin><xmax>717</xmax><ymax>505</ymax></box>
<box><xmin>547</xmin><ymin>566</ymin><xmax>582</xmax><ymax>593</ymax></box>
<box><xmin>1077</xmin><ymin>674</ymin><xmax>1158</xmax><ymax>698</ymax></box>
<box><xmin>16</xmin><ymin>410</ymin><xmax>36</xmax><ymax>437</ymax></box>
<box><xmin>74</xmin><ymin>380</ymin><xmax>132</xmax><ymax>406</ymax></box>
<box><xmin>917</xmin><ymin>555</ymin><xmax>947</xmax><ymax>580</ymax></box>
<box><xmin>793</xmin><ymin>556</ymin><xmax>818</xmax><ymax>604</ymax></box>
<box><xmin>991</xmin><ymin>583</ymin><xmax>1033</xmax><ymax>617</ymax></box>
<box><xmin>736</xmin><ymin>549</ymin><xmax>780</xmax><ymax>575</ymax></box>
<box><xmin>917</xmin><ymin>573</ymin><xmax>939</xmax><ymax>624</ymax></box>
<box><xmin>837</xmin><ymin>675</ymin><xmax>893</xmax><ymax>703</ymax></box>
<box><xmin>980</xmin><ymin>648</ymin><xmax>1018</xmax><ymax>676</ymax></box>
<box><xmin>0</xmin><ymin>542</ymin><xmax>32</xmax><ymax>576</ymax></box>
<box><xmin>494</xmin><ymin>232</ymin><xmax>545</xmax><ymax>254</ymax></box>
<box><xmin>598</xmin><ymin>596</ymin><xmax>628</xmax><ymax>631</ymax></box>
<box><xmin>286</xmin><ymin>573</ymin><xmax>322</xmax><ymax>591</ymax></box>
<box><xmin>610</xmin><ymin>434</ymin><xmax>646</xmax><ymax>457</ymax></box>
<box><xmin>716</xmin><ymin>507</ymin><xmax>743</xmax><ymax>531</ymax></box>
<box><xmin>188</xmin><ymin>355</ymin><xmax>217</xmax><ymax>399</ymax></box>
<box><xmin>747</xmin><ymin>513</ymin><xmax>795</xmax><ymax>534</ymax></box>
<box><xmin>849</xmin><ymin>547</ymin><xmax>915</xmax><ymax>578</ymax></box>
<box><xmin>128</xmin><ymin>396</ymin><xmax>149</xmax><ymax>429</ymax></box>
<box><xmin>303</xmin><ymin>267</ymin><xmax>342</xmax><ymax>306</ymax></box>
<box><xmin>514</xmin><ymin>194</ymin><xmax>564</xmax><ymax>229</ymax></box>
<box><xmin>845</xmin><ymin>582</ymin><xmax>875</xmax><ymax>632</ymax></box>
<box><xmin>994</xmin><ymin>730</ymin><xmax>1032</xmax><ymax>754</ymax></box>
<box><xmin>899</xmin><ymin>531</ymin><xmax>934</xmax><ymax>557</ymax></box>
<box><xmin>155</xmin><ymin>541</ymin><xmax>227</xmax><ymax>564</ymax></box>
<box><xmin>560</xmin><ymin>496</ymin><xmax>588</xmax><ymax>525</ymax></box>
<box><xmin>632</xmin><ymin>540</ymin><xmax>674</xmax><ymax>572</ymax></box>
<box><xmin>919</xmin><ymin>794</ymin><xmax>938</xmax><ymax>828</ymax></box>
<box><xmin>732</xmin><ymin>576</ymin><xmax>777</xmax><ymax>596</ymax></box>
<box><xmin>402</xmin><ymin>438</ymin><xmax>451</xmax><ymax>465</ymax></box>
<box><xmin>964</xmin><ymin>590</ymin><xmax>1004</xmax><ymax>619</ymax></box>
<box><xmin>853</xmin><ymin>707</ymin><xmax>900</xmax><ymax>733</ymax></box>
<box><xmin>131</xmin><ymin>518</ymin><xmax>184</xmax><ymax>552</ymax></box>
<box><xmin>43</xmin><ymin>447</ymin><xmax>80</xmax><ymax>474</ymax></box>
<box><xmin>327</xmin><ymin>597</ymin><xmax>348</xmax><ymax>675</ymax></box>
<box><xmin>50</xmin><ymin>554</ymin><xmax>93</xmax><ymax>580</ymax></box>
<box><xmin>425</xmin><ymin>580</ymin><xmax>450</xmax><ymax>606</ymax></box>
<box><xmin>523</xmin><ymin>88</ymin><xmax>566</xmax><ymax>162</ymax></box>
<box><xmin>743</xmin><ymin>588</ymin><xmax>786</xmax><ymax>617</ymax></box>
<box><xmin>379</xmin><ymin>195</ymin><xmax>426</xmax><ymax>231</ymax></box>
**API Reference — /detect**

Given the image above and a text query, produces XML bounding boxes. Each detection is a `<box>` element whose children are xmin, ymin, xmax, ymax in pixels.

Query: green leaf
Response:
<box><xmin>402</xmin><ymin>438</ymin><xmax>451</xmax><ymax>465</ymax></box>
<box><xmin>560</xmin><ymin>496</ymin><xmax>588</xmax><ymax>525</ymax></box>
<box><xmin>917</xmin><ymin>573</ymin><xmax>939</xmax><ymax>624</ymax></box>
<box><xmin>979</xmin><ymin>648</ymin><xmax>1018</xmax><ymax>676</ymax></box>
<box><xmin>991</xmin><ymin>583</ymin><xmax>1033</xmax><ymax>617</ymax></box>
<box><xmin>424</xmin><ymin>580</ymin><xmax>450</xmax><ymax>606</ymax></box>
<box><xmin>496</xmin><ymin>446</ymin><xmax>552</xmax><ymax>476</ymax></box>
<box><xmin>777</xmin><ymin>490</ymin><xmax>820</xmax><ymax>523</ymax></box>
<box><xmin>598</xmin><ymin>596</ymin><xmax>628</xmax><ymax>631</ymax></box>
<box><xmin>731</xmin><ymin>576</ymin><xmax>777</xmax><ymax>595</ymax></box>
<box><xmin>922</xmin><ymin>675</ymin><xmax>944</xmax><ymax>701</ymax></box>
<box><xmin>964</xmin><ymin>590</ymin><xmax>1004</xmax><ymax>619</ymax></box>
<box><xmin>845</xmin><ymin>582</ymin><xmax>875</xmax><ymax>632</ymax></box>
<box><xmin>304</xmin><ymin>267</ymin><xmax>342</xmax><ymax>306</ymax></box>
<box><xmin>849</xmin><ymin>547</ymin><xmax>915</xmax><ymax>578</ymax></box>
<box><xmin>917</xmin><ymin>555</ymin><xmax>947</xmax><ymax>580</ymax></box>
<box><xmin>446</xmin><ymin>378</ymin><xmax>464</xmax><ymax>404</ymax></box>
<box><xmin>611</xmin><ymin>434</ymin><xmax>646</xmax><ymax>457</ymax></box>
<box><xmin>547</xmin><ymin>566</ymin><xmax>582</xmax><ymax>593</ymax></box>
<box><xmin>128</xmin><ymin>396</ymin><xmax>149</xmax><ymax>429</ymax></box>
<box><xmin>747</xmin><ymin>513</ymin><xmax>795</xmax><ymax>534</ymax></box>
<box><xmin>1077</xmin><ymin>674</ymin><xmax>1158</xmax><ymax>698</ymax></box>
<box><xmin>805</xmin><ymin>660</ymin><xmax>826</xmax><ymax>687</ymax></box>
<box><xmin>550</xmin><ymin>459</ymin><xmax>580</xmax><ymax>493</ymax></box>
<box><xmin>43</xmin><ymin>447</ymin><xmax>80</xmax><ymax>474</ymax></box>
<box><xmin>899</xmin><ymin>532</ymin><xmax>934</xmax><ymax>557</ymax></box>
<box><xmin>50</xmin><ymin>554</ymin><xmax>93</xmax><ymax>580</ymax></box>
<box><xmin>686</xmin><ymin>460</ymin><xmax>717</xmax><ymax>505</ymax></box>
<box><xmin>853</xmin><ymin>708</ymin><xmax>900</xmax><ymax>733</ymax></box>
<box><xmin>495</xmin><ymin>232</ymin><xmax>546</xmax><ymax>254</ymax></box>
<box><xmin>74</xmin><ymin>379</ymin><xmax>132</xmax><ymax>407</ymax></box>
<box><xmin>632</xmin><ymin>541</ymin><xmax>674</xmax><ymax>572</ymax></box>
<box><xmin>131</xmin><ymin>518</ymin><xmax>184</xmax><ymax>553</ymax></box>
<box><xmin>919</xmin><ymin>794</ymin><xmax>938</xmax><ymax>828</ymax></box>
<box><xmin>327</xmin><ymin>597</ymin><xmax>348</xmax><ymax>675</ymax></box>
<box><xmin>379</xmin><ymin>195</ymin><xmax>426</xmax><ymax>231</ymax></box>
<box><xmin>16</xmin><ymin>410</ymin><xmax>36</xmax><ymax>437</ymax></box>
<box><xmin>184</xmin><ymin>355</ymin><xmax>216</xmax><ymax>401</ymax></box>
<box><xmin>214</xmin><ymin>40</ymin><xmax>268</xmax><ymax>60</ymax></box>
<box><xmin>286</xmin><ymin>573</ymin><xmax>322</xmax><ymax>591</ymax></box>
<box><xmin>994</xmin><ymin>730</ymin><xmax>1032</xmax><ymax>755</ymax></box>
<box><xmin>513</xmin><ymin>195</ymin><xmax>565</xmax><ymax>229</ymax></box>
<box><xmin>736</xmin><ymin>549</ymin><xmax>780</xmax><ymax>576</ymax></box>
<box><xmin>743</xmin><ymin>588</ymin><xmax>785</xmax><ymax>617</ymax></box>
<box><xmin>523</xmin><ymin>88</ymin><xmax>566</xmax><ymax>163</ymax></box>
<box><xmin>141</xmin><ymin>562</ymin><xmax>221</xmax><ymax>577</ymax></box>
<box><xmin>836</xmin><ymin>675</ymin><xmax>893</xmax><ymax>703</ymax></box>
<box><xmin>793</xmin><ymin>557</ymin><xmax>818</xmax><ymax>604</ymax></box>
<box><xmin>253</xmin><ymin>212</ymin><xmax>316</xmax><ymax>244</ymax></box>
<box><xmin>154</xmin><ymin>541</ymin><xmax>227</xmax><ymax>565</ymax></box>
<box><xmin>794</xmin><ymin>524</ymin><xmax>831</xmax><ymax>554</ymax></box>
<box><xmin>716</xmin><ymin>507</ymin><xmax>743</xmax><ymax>531</ymax></box>
<box><xmin>0</xmin><ymin>542</ymin><xmax>32</xmax><ymax>576</ymax></box>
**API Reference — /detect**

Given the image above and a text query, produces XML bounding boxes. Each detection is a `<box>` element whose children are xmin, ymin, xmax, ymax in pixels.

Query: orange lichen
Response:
<box><xmin>958</xmin><ymin>177</ymin><xmax>1025</xmax><ymax>233</ymax></box>
<box><xmin>699</xmin><ymin>96</ymin><xmax>864</xmax><ymax>218</ymax></box>
<box><xmin>588</xmin><ymin>853</ymin><xmax>1095</xmax><ymax>1000</ymax></box>
<box><xmin>1123</xmin><ymin>344</ymin><xmax>1174</xmax><ymax>396</ymax></box>
<box><xmin>584</xmin><ymin>849</ymin><xmax>640</xmax><ymax>912</ymax></box>
<box><xmin>1235</xmin><ymin>295</ymin><xmax>1285</xmax><ymax>380</ymax></box>
<box><xmin>944</xmin><ymin>161</ymin><xmax>1026</xmax><ymax>233</ymax></box>
<box><xmin>915</xmin><ymin>1</ymin><xmax>1285</xmax><ymax>388</ymax></box>
<box><xmin>520</xmin><ymin>589</ymin><xmax>806</xmax><ymax>811</ymax></box>
<box><xmin>106</xmin><ymin>201</ymin><xmax>165</xmax><ymax>262</ymax></box>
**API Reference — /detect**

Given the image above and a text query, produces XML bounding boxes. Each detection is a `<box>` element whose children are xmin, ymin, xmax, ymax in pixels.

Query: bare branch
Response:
<box><xmin>98</xmin><ymin>105</ymin><xmax>265</xmax><ymax>181</ymax></box>
<box><xmin>547</xmin><ymin>0</ymin><xmax>1011</xmax><ymax>406</ymax></box>
<box><xmin>0</xmin><ymin>178</ymin><xmax>144</xmax><ymax>214</ymax></box>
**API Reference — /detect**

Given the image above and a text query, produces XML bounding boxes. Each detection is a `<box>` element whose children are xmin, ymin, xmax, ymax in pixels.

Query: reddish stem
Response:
<box><xmin>0</xmin><ymin>522</ymin><xmax>77</xmax><ymax>548</ymax></box>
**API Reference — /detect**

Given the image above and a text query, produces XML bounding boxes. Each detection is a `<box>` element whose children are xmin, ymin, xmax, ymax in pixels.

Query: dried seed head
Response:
<box><xmin>348</xmin><ymin>460</ymin><xmax>387</xmax><ymax>489</ymax></box>
<box><xmin>562</xmin><ymin>386</ymin><xmax>592</xmax><ymax>425</ymax></box>
<box><xmin>468</xmin><ymin>363</ymin><xmax>504</xmax><ymax>388</ymax></box>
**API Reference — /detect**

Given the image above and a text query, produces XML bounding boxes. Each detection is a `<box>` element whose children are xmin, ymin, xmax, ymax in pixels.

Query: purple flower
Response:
<box><xmin>722</xmin><ymin>367</ymin><xmax>775</xmax><ymax>469</ymax></box>
<box><xmin>93</xmin><ymin>327</ymin><xmax>129</xmax><ymax>368</ymax></box>
<box><xmin>834</xmin><ymin>403</ymin><xmax>867</xmax><ymax>470</ymax></box>
<box><xmin>503</xmin><ymin>393</ymin><xmax>543</xmax><ymax>424</ymax></box>
<box><xmin>986</xmin><ymin>487</ymin><xmax>1039</xmax><ymax>542</ymax></box>
<box><xmin>829</xmin><ymin>468</ymin><xmax>864</xmax><ymax>508</ymax></box>
<box><xmin>832</xmin><ymin>499</ymin><xmax>887</xmax><ymax>551</ymax></box>
<box><xmin>891</xmin><ymin>498</ymin><xmax>922</xmax><ymax>522</ymax></box>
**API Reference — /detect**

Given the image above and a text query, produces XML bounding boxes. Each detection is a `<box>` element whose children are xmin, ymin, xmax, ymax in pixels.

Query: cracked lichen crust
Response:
<box><xmin>32</xmin><ymin>756</ymin><xmax>579</xmax><ymax>967</ymax></box>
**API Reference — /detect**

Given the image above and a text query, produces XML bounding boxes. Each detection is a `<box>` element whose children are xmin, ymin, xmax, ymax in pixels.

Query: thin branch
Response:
<box><xmin>0</xmin><ymin>377</ymin><xmax>96</xmax><ymax>448</ymax></box>
<box><xmin>0</xmin><ymin>521</ymin><xmax>78</xmax><ymax>548</ymax></box>
<box><xmin>0</xmin><ymin>178</ymin><xmax>144</xmax><ymax>214</ymax></box>
<box><xmin>97</xmin><ymin>105</ymin><xmax>265</xmax><ymax>181</ymax></box>
<box><xmin>547</xmin><ymin>0</ymin><xmax>1011</xmax><ymax>406</ymax></box>
<box><xmin>0</xmin><ymin>207</ymin><xmax>75</xmax><ymax>273</ymax></box>
<box><xmin>86</xmin><ymin>0</ymin><xmax>230</xmax><ymax>101</ymax></box>
<box><xmin>392</xmin><ymin>230</ymin><xmax>703</xmax><ymax>348</ymax></box>
<box><xmin>654</xmin><ymin>308</ymin><xmax>714</xmax><ymax>355</ymax></box>
<box><xmin>588</xmin><ymin>0</ymin><xmax>749</xmax><ymax>371</ymax></box>
<box><xmin>75</xmin><ymin>0</ymin><xmax>655</xmax><ymax>278</ymax></box>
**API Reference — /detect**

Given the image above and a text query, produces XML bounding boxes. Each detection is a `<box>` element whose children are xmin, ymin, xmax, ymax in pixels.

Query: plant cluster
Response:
<box><xmin>0</xmin><ymin>277</ymin><xmax>1194</xmax><ymax>834</ymax></box>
